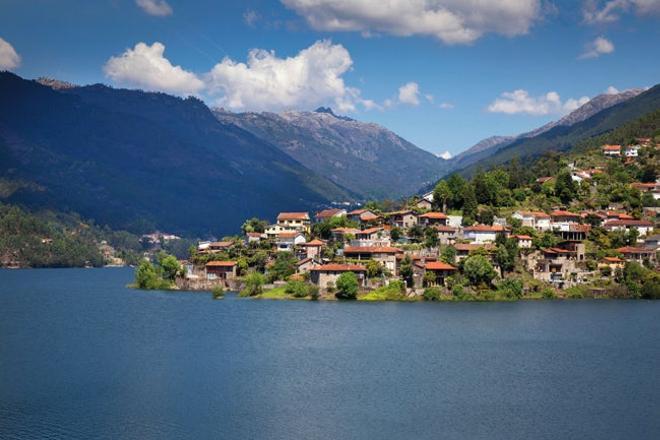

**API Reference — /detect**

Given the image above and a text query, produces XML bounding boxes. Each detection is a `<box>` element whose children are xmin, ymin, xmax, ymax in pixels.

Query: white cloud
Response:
<box><xmin>281</xmin><ymin>0</ymin><xmax>541</xmax><ymax>45</ymax></box>
<box><xmin>104</xmin><ymin>42</ymin><xmax>204</xmax><ymax>95</ymax></box>
<box><xmin>438</xmin><ymin>150</ymin><xmax>453</xmax><ymax>160</ymax></box>
<box><xmin>439</xmin><ymin>102</ymin><xmax>454</xmax><ymax>109</ymax></box>
<box><xmin>579</xmin><ymin>36</ymin><xmax>615</xmax><ymax>59</ymax></box>
<box><xmin>605</xmin><ymin>85</ymin><xmax>620</xmax><ymax>94</ymax></box>
<box><xmin>0</xmin><ymin>37</ymin><xmax>21</xmax><ymax>71</ymax></box>
<box><xmin>136</xmin><ymin>0</ymin><xmax>173</xmax><ymax>17</ymax></box>
<box><xmin>398</xmin><ymin>82</ymin><xmax>421</xmax><ymax>106</ymax></box>
<box><xmin>582</xmin><ymin>0</ymin><xmax>660</xmax><ymax>24</ymax></box>
<box><xmin>488</xmin><ymin>89</ymin><xmax>590</xmax><ymax>116</ymax></box>
<box><xmin>206</xmin><ymin>40</ymin><xmax>371</xmax><ymax>112</ymax></box>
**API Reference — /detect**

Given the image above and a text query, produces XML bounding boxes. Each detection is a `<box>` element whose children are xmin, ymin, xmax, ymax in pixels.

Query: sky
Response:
<box><xmin>1</xmin><ymin>0</ymin><xmax>659</xmax><ymax>156</ymax></box>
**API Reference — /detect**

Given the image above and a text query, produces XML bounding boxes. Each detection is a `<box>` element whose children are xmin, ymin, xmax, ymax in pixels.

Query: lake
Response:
<box><xmin>1</xmin><ymin>268</ymin><xmax>659</xmax><ymax>439</ymax></box>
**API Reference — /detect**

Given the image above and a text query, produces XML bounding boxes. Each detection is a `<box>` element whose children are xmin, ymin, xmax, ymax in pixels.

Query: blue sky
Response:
<box><xmin>1</xmin><ymin>0</ymin><xmax>659</xmax><ymax>156</ymax></box>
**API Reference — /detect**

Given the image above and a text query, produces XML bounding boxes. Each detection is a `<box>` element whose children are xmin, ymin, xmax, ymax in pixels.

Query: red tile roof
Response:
<box><xmin>301</xmin><ymin>239</ymin><xmax>325</xmax><ymax>246</ymax></box>
<box><xmin>433</xmin><ymin>225</ymin><xmax>456</xmax><ymax>232</ymax></box>
<box><xmin>277</xmin><ymin>231</ymin><xmax>303</xmax><ymax>239</ymax></box>
<box><xmin>602</xmin><ymin>144</ymin><xmax>622</xmax><ymax>151</ymax></box>
<box><xmin>419</xmin><ymin>212</ymin><xmax>447</xmax><ymax>219</ymax></box>
<box><xmin>277</xmin><ymin>212</ymin><xmax>310</xmax><ymax>221</ymax></box>
<box><xmin>551</xmin><ymin>210</ymin><xmax>580</xmax><ymax>218</ymax></box>
<box><xmin>206</xmin><ymin>261</ymin><xmax>237</xmax><ymax>267</ymax></box>
<box><xmin>605</xmin><ymin>220</ymin><xmax>653</xmax><ymax>228</ymax></box>
<box><xmin>357</xmin><ymin>227</ymin><xmax>383</xmax><ymax>235</ymax></box>
<box><xmin>315</xmin><ymin>208</ymin><xmax>345</xmax><ymax>219</ymax></box>
<box><xmin>425</xmin><ymin>261</ymin><xmax>457</xmax><ymax>271</ymax></box>
<box><xmin>602</xmin><ymin>257</ymin><xmax>624</xmax><ymax>263</ymax></box>
<box><xmin>617</xmin><ymin>246</ymin><xmax>655</xmax><ymax>254</ymax></box>
<box><xmin>511</xmin><ymin>234</ymin><xmax>533</xmax><ymax>240</ymax></box>
<box><xmin>344</xmin><ymin>246</ymin><xmax>402</xmax><ymax>254</ymax></box>
<box><xmin>310</xmin><ymin>264</ymin><xmax>366</xmax><ymax>272</ymax></box>
<box><xmin>517</xmin><ymin>210</ymin><xmax>551</xmax><ymax>219</ymax></box>
<box><xmin>464</xmin><ymin>224</ymin><xmax>505</xmax><ymax>232</ymax></box>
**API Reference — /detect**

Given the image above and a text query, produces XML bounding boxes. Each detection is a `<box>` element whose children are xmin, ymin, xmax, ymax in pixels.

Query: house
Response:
<box><xmin>343</xmin><ymin>246</ymin><xmax>402</xmax><ymax>275</ymax></box>
<box><xmin>598</xmin><ymin>257</ymin><xmax>625</xmax><ymax>272</ymax></box>
<box><xmin>532</xmin><ymin>248</ymin><xmax>583</xmax><ymax>289</ymax></box>
<box><xmin>463</xmin><ymin>224</ymin><xmax>507</xmax><ymax>244</ymax></box>
<box><xmin>205</xmin><ymin>261</ymin><xmax>237</xmax><ymax>281</ymax></box>
<box><xmin>330</xmin><ymin>227</ymin><xmax>361</xmax><ymax>242</ymax></box>
<box><xmin>554</xmin><ymin>224</ymin><xmax>590</xmax><ymax>242</ymax></box>
<box><xmin>205</xmin><ymin>241</ymin><xmax>234</xmax><ymax>253</ymax></box>
<box><xmin>275</xmin><ymin>231</ymin><xmax>306</xmax><ymax>252</ymax></box>
<box><xmin>387</xmin><ymin>210</ymin><xmax>418</xmax><ymax>229</ymax></box>
<box><xmin>276</xmin><ymin>212</ymin><xmax>311</xmax><ymax>233</ymax></box>
<box><xmin>644</xmin><ymin>234</ymin><xmax>660</xmax><ymax>250</ymax></box>
<box><xmin>453</xmin><ymin>243</ymin><xmax>494</xmax><ymax>262</ymax></box>
<box><xmin>265</xmin><ymin>223</ymin><xmax>299</xmax><ymax>237</ymax></box>
<box><xmin>631</xmin><ymin>182</ymin><xmax>657</xmax><ymax>193</ymax></box>
<box><xmin>418</xmin><ymin>212</ymin><xmax>448</xmax><ymax>226</ymax></box>
<box><xmin>347</xmin><ymin>209</ymin><xmax>381</xmax><ymax>226</ymax></box>
<box><xmin>315</xmin><ymin>208</ymin><xmax>347</xmax><ymax>222</ymax></box>
<box><xmin>434</xmin><ymin>225</ymin><xmax>457</xmax><ymax>245</ymax></box>
<box><xmin>636</xmin><ymin>137</ymin><xmax>652</xmax><ymax>146</ymax></box>
<box><xmin>511</xmin><ymin>234</ymin><xmax>533</xmax><ymax>248</ymax></box>
<box><xmin>310</xmin><ymin>264</ymin><xmax>367</xmax><ymax>291</ymax></box>
<box><xmin>245</xmin><ymin>232</ymin><xmax>266</xmax><ymax>244</ymax></box>
<box><xmin>550</xmin><ymin>210</ymin><xmax>581</xmax><ymax>224</ymax></box>
<box><xmin>423</xmin><ymin>261</ymin><xmax>457</xmax><ymax>286</ymax></box>
<box><xmin>536</xmin><ymin>176</ymin><xmax>554</xmax><ymax>185</ymax></box>
<box><xmin>512</xmin><ymin>211</ymin><xmax>551</xmax><ymax>231</ymax></box>
<box><xmin>353</xmin><ymin>227</ymin><xmax>391</xmax><ymax>247</ymax></box>
<box><xmin>296</xmin><ymin>257</ymin><xmax>316</xmax><ymax>274</ymax></box>
<box><xmin>625</xmin><ymin>145</ymin><xmax>640</xmax><ymax>157</ymax></box>
<box><xmin>300</xmin><ymin>239</ymin><xmax>325</xmax><ymax>259</ymax></box>
<box><xmin>616</xmin><ymin>246</ymin><xmax>656</xmax><ymax>264</ymax></box>
<box><xmin>604</xmin><ymin>219</ymin><xmax>654</xmax><ymax>237</ymax></box>
<box><xmin>602</xmin><ymin>144</ymin><xmax>622</xmax><ymax>156</ymax></box>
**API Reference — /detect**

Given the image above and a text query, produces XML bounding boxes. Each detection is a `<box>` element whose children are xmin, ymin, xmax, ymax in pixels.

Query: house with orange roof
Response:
<box><xmin>616</xmin><ymin>246</ymin><xmax>656</xmax><ymax>264</ymax></box>
<box><xmin>343</xmin><ymin>246</ymin><xmax>402</xmax><ymax>275</ymax></box>
<box><xmin>463</xmin><ymin>224</ymin><xmax>507</xmax><ymax>244</ymax></box>
<box><xmin>433</xmin><ymin>225</ymin><xmax>457</xmax><ymax>245</ymax></box>
<box><xmin>275</xmin><ymin>231</ymin><xmax>306</xmax><ymax>252</ymax></box>
<box><xmin>511</xmin><ymin>234</ymin><xmax>533</xmax><ymax>248</ymax></box>
<box><xmin>300</xmin><ymin>239</ymin><xmax>325</xmax><ymax>259</ymax></box>
<box><xmin>418</xmin><ymin>211</ymin><xmax>448</xmax><ymax>226</ymax></box>
<box><xmin>330</xmin><ymin>227</ymin><xmax>361</xmax><ymax>242</ymax></box>
<box><xmin>315</xmin><ymin>208</ymin><xmax>347</xmax><ymax>222</ymax></box>
<box><xmin>422</xmin><ymin>261</ymin><xmax>457</xmax><ymax>286</ymax></box>
<box><xmin>205</xmin><ymin>261</ymin><xmax>238</xmax><ymax>281</ymax></box>
<box><xmin>602</xmin><ymin>144</ymin><xmax>622</xmax><ymax>156</ymax></box>
<box><xmin>604</xmin><ymin>219</ymin><xmax>654</xmax><ymax>237</ymax></box>
<box><xmin>598</xmin><ymin>256</ymin><xmax>625</xmax><ymax>272</ymax></box>
<box><xmin>347</xmin><ymin>209</ymin><xmax>381</xmax><ymax>226</ymax></box>
<box><xmin>276</xmin><ymin>212</ymin><xmax>311</xmax><ymax>233</ymax></box>
<box><xmin>309</xmin><ymin>264</ymin><xmax>367</xmax><ymax>291</ymax></box>
<box><xmin>386</xmin><ymin>210</ymin><xmax>418</xmax><ymax>229</ymax></box>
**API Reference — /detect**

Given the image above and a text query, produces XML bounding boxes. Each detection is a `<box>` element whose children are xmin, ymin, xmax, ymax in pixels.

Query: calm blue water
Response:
<box><xmin>1</xmin><ymin>268</ymin><xmax>659</xmax><ymax>439</ymax></box>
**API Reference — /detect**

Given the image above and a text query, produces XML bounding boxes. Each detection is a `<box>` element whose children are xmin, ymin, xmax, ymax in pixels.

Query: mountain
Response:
<box><xmin>448</xmin><ymin>88</ymin><xmax>644</xmax><ymax>173</ymax></box>
<box><xmin>456</xmin><ymin>84</ymin><xmax>660</xmax><ymax>176</ymax></box>
<box><xmin>213</xmin><ymin>107</ymin><xmax>448</xmax><ymax>199</ymax></box>
<box><xmin>0</xmin><ymin>72</ymin><xmax>355</xmax><ymax>236</ymax></box>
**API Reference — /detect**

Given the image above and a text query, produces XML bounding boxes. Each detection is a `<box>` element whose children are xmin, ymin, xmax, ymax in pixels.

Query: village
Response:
<box><xmin>146</xmin><ymin>137</ymin><xmax>659</xmax><ymax>300</ymax></box>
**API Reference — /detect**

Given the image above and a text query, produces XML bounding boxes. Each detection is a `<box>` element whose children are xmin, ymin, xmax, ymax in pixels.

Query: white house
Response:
<box><xmin>275</xmin><ymin>232</ymin><xmax>306</xmax><ymax>252</ymax></box>
<box><xmin>511</xmin><ymin>234</ymin><xmax>533</xmax><ymax>249</ymax></box>
<box><xmin>602</xmin><ymin>144</ymin><xmax>622</xmax><ymax>156</ymax></box>
<box><xmin>604</xmin><ymin>219</ymin><xmax>654</xmax><ymax>237</ymax></box>
<box><xmin>625</xmin><ymin>145</ymin><xmax>640</xmax><ymax>157</ymax></box>
<box><xmin>463</xmin><ymin>225</ymin><xmax>507</xmax><ymax>244</ymax></box>
<box><xmin>512</xmin><ymin>211</ymin><xmax>551</xmax><ymax>231</ymax></box>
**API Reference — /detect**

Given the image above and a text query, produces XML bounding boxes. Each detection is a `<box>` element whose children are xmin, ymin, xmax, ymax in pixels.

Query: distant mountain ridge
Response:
<box><xmin>449</xmin><ymin>88</ymin><xmax>644</xmax><ymax>172</ymax></box>
<box><xmin>213</xmin><ymin>107</ymin><xmax>448</xmax><ymax>199</ymax></box>
<box><xmin>0</xmin><ymin>72</ymin><xmax>355</xmax><ymax>236</ymax></box>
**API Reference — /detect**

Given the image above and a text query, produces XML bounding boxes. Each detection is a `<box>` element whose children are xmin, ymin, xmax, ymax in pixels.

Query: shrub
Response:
<box><xmin>335</xmin><ymin>271</ymin><xmax>359</xmax><ymax>300</ymax></box>
<box><xmin>423</xmin><ymin>287</ymin><xmax>443</xmax><ymax>301</ymax></box>
<box><xmin>496</xmin><ymin>278</ymin><xmax>523</xmax><ymax>299</ymax></box>
<box><xmin>285</xmin><ymin>280</ymin><xmax>317</xmax><ymax>298</ymax></box>
<box><xmin>211</xmin><ymin>285</ymin><xmax>224</xmax><ymax>299</ymax></box>
<box><xmin>240</xmin><ymin>272</ymin><xmax>265</xmax><ymax>297</ymax></box>
<box><xmin>540</xmin><ymin>287</ymin><xmax>556</xmax><ymax>299</ymax></box>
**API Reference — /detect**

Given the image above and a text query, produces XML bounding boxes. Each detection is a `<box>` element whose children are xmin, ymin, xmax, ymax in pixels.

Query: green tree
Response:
<box><xmin>462</xmin><ymin>183</ymin><xmax>478</xmax><ymax>224</ymax></box>
<box><xmin>158</xmin><ymin>253</ymin><xmax>182</xmax><ymax>281</ymax></box>
<box><xmin>335</xmin><ymin>271</ymin><xmax>359</xmax><ymax>299</ymax></box>
<box><xmin>268</xmin><ymin>252</ymin><xmax>297</xmax><ymax>281</ymax></box>
<box><xmin>366</xmin><ymin>260</ymin><xmax>384</xmax><ymax>278</ymax></box>
<box><xmin>463</xmin><ymin>255</ymin><xmax>497</xmax><ymax>287</ymax></box>
<box><xmin>241</xmin><ymin>217</ymin><xmax>268</xmax><ymax>234</ymax></box>
<box><xmin>135</xmin><ymin>260</ymin><xmax>165</xmax><ymax>289</ymax></box>
<box><xmin>433</xmin><ymin>180</ymin><xmax>452</xmax><ymax>212</ymax></box>
<box><xmin>399</xmin><ymin>255</ymin><xmax>414</xmax><ymax>287</ymax></box>
<box><xmin>424</xmin><ymin>227</ymin><xmax>439</xmax><ymax>248</ymax></box>
<box><xmin>440</xmin><ymin>246</ymin><xmax>456</xmax><ymax>265</ymax></box>
<box><xmin>390</xmin><ymin>227</ymin><xmax>402</xmax><ymax>242</ymax></box>
<box><xmin>555</xmin><ymin>169</ymin><xmax>577</xmax><ymax>204</ymax></box>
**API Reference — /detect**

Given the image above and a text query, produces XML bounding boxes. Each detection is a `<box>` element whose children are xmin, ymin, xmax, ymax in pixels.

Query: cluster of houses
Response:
<box><xmin>188</xmin><ymin>198</ymin><xmax>658</xmax><ymax>293</ymax></box>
